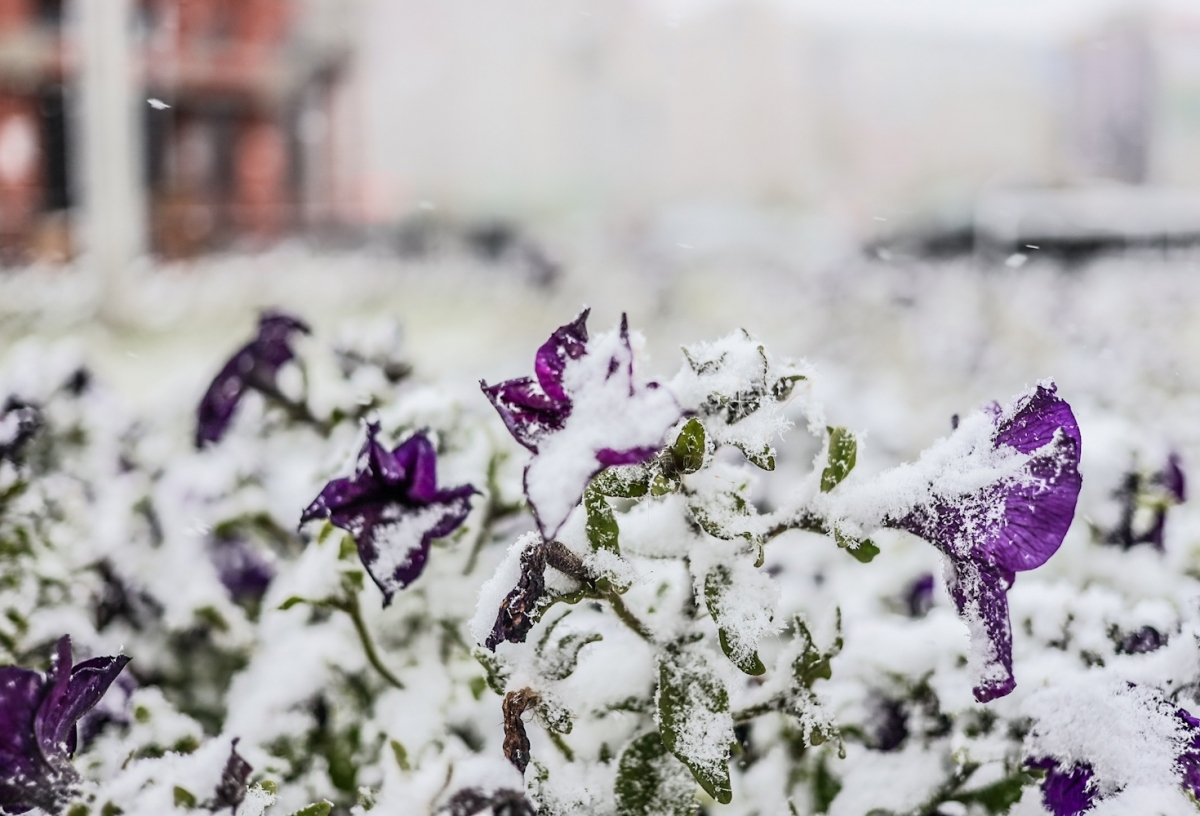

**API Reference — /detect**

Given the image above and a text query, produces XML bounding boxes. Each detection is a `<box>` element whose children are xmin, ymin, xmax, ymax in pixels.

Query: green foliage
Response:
<box><xmin>290</xmin><ymin>803</ymin><xmax>333</xmax><ymax>816</ymax></box>
<box><xmin>671</xmin><ymin>419</ymin><xmax>707</xmax><ymax>474</ymax></box>
<box><xmin>585</xmin><ymin>486</ymin><xmax>620</xmax><ymax>554</ymax></box>
<box><xmin>821</xmin><ymin>428</ymin><xmax>857</xmax><ymax>493</ymax></box>
<box><xmin>812</xmin><ymin>754</ymin><xmax>842</xmax><ymax>814</ymax></box>
<box><xmin>704</xmin><ymin>565</ymin><xmax>766</xmax><ymax>676</ymax></box>
<box><xmin>657</xmin><ymin>649</ymin><xmax>734</xmax><ymax>804</ymax></box>
<box><xmin>172</xmin><ymin>787</ymin><xmax>197</xmax><ymax>809</ymax></box>
<box><xmin>592</xmin><ymin>466</ymin><xmax>651</xmax><ymax>498</ymax></box>
<box><xmin>615</xmin><ymin>732</ymin><xmax>698</xmax><ymax>816</ymax></box>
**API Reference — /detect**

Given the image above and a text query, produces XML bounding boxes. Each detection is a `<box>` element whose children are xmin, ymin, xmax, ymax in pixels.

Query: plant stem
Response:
<box><xmin>606</xmin><ymin>591</ymin><xmax>655</xmax><ymax>644</ymax></box>
<box><xmin>340</xmin><ymin>595</ymin><xmax>406</xmax><ymax>690</ymax></box>
<box><xmin>547</xmin><ymin>730</ymin><xmax>575</xmax><ymax>762</ymax></box>
<box><xmin>731</xmin><ymin>694</ymin><xmax>785</xmax><ymax>723</ymax></box>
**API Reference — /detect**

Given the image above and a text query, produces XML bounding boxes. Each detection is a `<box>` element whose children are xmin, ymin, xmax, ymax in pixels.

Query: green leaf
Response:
<box><xmin>672</xmin><ymin>419</ymin><xmax>707</xmax><ymax>474</ymax></box>
<box><xmin>473</xmin><ymin>648</ymin><xmax>511</xmax><ymax>695</ymax></box>
<box><xmin>704</xmin><ymin>566</ymin><xmax>766</xmax><ymax>676</ymax></box>
<box><xmin>279</xmin><ymin>596</ymin><xmax>308</xmax><ymax>611</ymax></box>
<box><xmin>956</xmin><ymin>771</ymin><xmax>1034</xmax><ymax>813</ymax></box>
<box><xmin>657</xmin><ymin>650</ymin><xmax>735</xmax><ymax>804</ymax></box>
<box><xmin>585</xmin><ymin>487</ymin><xmax>620</xmax><ymax>554</ymax></box>
<box><xmin>592</xmin><ymin>467</ymin><xmax>650</xmax><ymax>498</ymax></box>
<box><xmin>541</xmin><ymin>631</ymin><xmax>604</xmax><ymax>681</ymax></box>
<box><xmin>290</xmin><ymin>804</ymin><xmax>333</xmax><ymax>816</ymax></box>
<box><xmin>833</xmin><ymin>529</ymin><xmax>879</xmax><ymax>563</ymax></box>
<box><xmin>172</xmin><ymin>787</ymin><xmax>196</xmax><ymax>809</ymax></box>
<box><xmin>649</xmin><ymin>473</ymin><xmax>676</xmax><ymax>496</ymax></box>
<box><xmin>615</xmin><ymin>732</ymin><xmax>698</xmax><ymax>816</ymax></box>
<box><xmin>812</xmin><ymin>754</ymin><xmax>842</xmax><ymax>814</ymax></box>
<box><xmin>390</xmin><ymin>739</ymin><xmax>411</xmax><ymax>771</ymax></box>
<box><xmin>820</xmin><ymin>428</ymin><xmax>857</xmax><ymax>492</ymax></box>
<box><xmin>772</xmin><ymin>373</ymin><xmax>806</xmax><ymax>402</ymax></box>
<box><xmin>736</xmin><ymin>442</ymin><xmax>776</xmax><ymax>471</ymax></box>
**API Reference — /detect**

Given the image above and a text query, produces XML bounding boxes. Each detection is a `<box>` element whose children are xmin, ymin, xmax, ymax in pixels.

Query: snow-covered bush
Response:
<box><xmin>0</xmin><ymin>306</ymin><xmax>1194</xmax><ymax>816</ymax></box>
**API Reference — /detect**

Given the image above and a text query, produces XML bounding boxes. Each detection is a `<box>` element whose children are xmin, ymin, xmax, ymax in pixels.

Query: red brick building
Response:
<box><xmin>0</xmin><ymin>0</ymin><xmax>347</xmax><ymax>263</ymax></box>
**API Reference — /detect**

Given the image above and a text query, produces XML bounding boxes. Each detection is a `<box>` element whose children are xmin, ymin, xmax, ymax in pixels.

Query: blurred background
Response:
<box><xmin>0</xmin><ymin>0</ymin><xmax>1198</xmax><ymax>461</ymax></box>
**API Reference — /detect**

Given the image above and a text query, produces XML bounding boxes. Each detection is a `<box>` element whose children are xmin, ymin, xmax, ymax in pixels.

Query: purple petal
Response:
<box><xmin>301</xmin><ymin>425</ymin><xmax>477</xmax><ymax>603</ymax></box>
<box><xmin>1159</xmin><ymin>453</ymin><xmax>1186</xmax><ymax>503</ymax></box>
<box><xmin>1176</xmin><ymin>708</ymin><xmax>1200</xmax><ymax>798</ymax></box>
<box><xmin>945</xmin><ymin>559</ymin><xmax>1016</xmax><ymax>703</ymax></box>
<box><xmin>212</xmin><ymin>739</ymin><xmax>253</xmax><ymax>812</ymax></box>
<box><xmin>1116</xmin><ymin>625</ymin><xmax>1167</xmax><ymax>655</ymax></box>
<box><xmin>0</xmin><ymin>665</ymin><xmax>50</xmax><ymax>813</ymax></box>
<box><xmin>904</xmin><ymin>573</ymin><xmax>936</xmax><ymax>618</ymax></box>
<box><xmin>196</xmin><ymin>310</ymin><xmax>310</xmax><ymax>448</ymax></box>
<box><xmin>595</xmin><ymin>446</ymin><xmax>661</xmax><ymax>468</ymax></box>
<box><xmin>989</xmin><ymin>384</ymin><xmax>1083</xmax><ymax>573</ymax></box>
<box><xmin>351</xmin><ymin>493</ymin><xmax>475</xmax><ymax>605</ymax></box>
<box><xmin>0</xmin><ymin>637</ymin><xmax>129</xmax><ymax>815</ymax></box>
<box><xmin>210</xmin><ymin>539</ymin><xmax>276</xmax><ymax>603</ymax></box>
<box><xmin>481</xmin><ymin>378</ymin><xmax>570</xmax><ymax>453</ymax></box>
<box><xmin>534</xmin><ymin>309</ymin><xmax>589</xmax><ymax>401</ymax></box>
<box><xmin>389</xmin><ymin>432</ymin><xmax>441</xmax><ymax>503</ymax></box>
<box><xmin>1029</xmin><ymin>758</ymin><xmax>1097</xmax><ymax>816</ymax></box>
<box><xmin>36</xmin><ymin>638</ymin><xmax>131</xmax><ymax>760</ymax></box>
<box><xmin>196</xmin><ymin>358</ymin><xmax>251</xmax><ymax>447</ymax></box>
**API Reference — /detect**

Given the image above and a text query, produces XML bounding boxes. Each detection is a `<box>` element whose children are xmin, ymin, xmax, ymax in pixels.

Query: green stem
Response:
<box><xmin>546</xmin><ymin>730</ymin><xmax>575</xmax><ymax>762</ymax></box>
<box><xmin>731</xmin><ymin>694</ymin><xmax>785</xmax><ymax>723</ymax></box>
<box><xmin>463</xmin><ymin>498</ymin><xmax>524</xmax><ymax>576</ymax></box>
<box><xmin>340</xmin><ymin>595</ymin><xmax>406</xmax><ymax>690</ymax></box>
<box><xmin>256</xmin><ymin>382</ymin><xmax>332</xmax><ymax>435</ymax></box>
<box><xmin>763</xmin><ymin>512</ymin><xmax>827</xmax><ymax>542</ymax></box>
<box><xmin>606</xmin><ymin>591</ymin><xmax>655</xmax><ymax>644</ymax></box>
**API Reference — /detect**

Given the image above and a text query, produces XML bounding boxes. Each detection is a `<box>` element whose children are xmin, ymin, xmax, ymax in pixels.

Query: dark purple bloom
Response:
<box><xmin>890</xmin><ymin>384</ymin><xmax>1082</xmax><ymax>702</ymax></box>
<box><xmin>1106</xmin><ymin>454</ymin><xmax>1186</xmax><ymax>551</ymax></box>
<box><xmin>903</xmin><ymin>573</ymin><xmax>936</xmax><ymax>618</ymax></box>
<box><xmin>1028</xmin><ymin>758</ymin><xmax>1097</xmax><ymax>816</ymax></box>
<box><xmin>1115</xmin><ymin>625</ymin><xmax>1167</xmax><ymax>655</ymax></box>
<box><xmin>196</xmin><ymin>311</ymin><xmax>311</xmax><ymax>448</ymax></box>
<box><xmin>0</xmin><ymin>400</ymin><xmax>41</xmax><ymax>464</ymax></box>
<box><xmin>481</xmin><ymin>310</ymin><xmax>681</xmax><ymax>538</ymax></box>
<box><xmin>481</xmin><ymin>311</ymin><xmax>588</xmax><ymax>453</ymax></box>
<box><xmin>212</xmin><ymin>739</ymin><xmax>253</xmax><ymax>812</ymax></box>
<box><xmin>865</xmin><ymin>696</ymin><xmax>908</xmax><ymax>752</ymax></box>
<box><xmin>1175</xmin><ymin>708</ymin><xmax>1200</xmax><ymax>799</ymax></box>
<box><xmin>0</xmin><ymin>636</ymin><xmax>130</xmax><ymax>815</ymax></box>
<box><xmin>1158</xmin><ymin>453</ymin><xmax>1187</xmax><ymax>504</ymax></box>
<box><xmin>210</xmin><ymin>538</ymin><xmax>276</xmax><ymax>606</ymax></box>
<box><xmin>300</xmin><ymin>423</ymin><xmax>476</xmax><ymax>605</ymax></box>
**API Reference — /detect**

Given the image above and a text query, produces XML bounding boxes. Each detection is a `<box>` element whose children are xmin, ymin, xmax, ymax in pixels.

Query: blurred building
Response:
<box><xmin>0</xmin><ymin>0</ymin><xmax>350</xmax><ymax>264</ymax></box>
<box><xmin>140</xmin><ymin>0</ymin><xmax>350</xmax><ymax>257</ymax></box>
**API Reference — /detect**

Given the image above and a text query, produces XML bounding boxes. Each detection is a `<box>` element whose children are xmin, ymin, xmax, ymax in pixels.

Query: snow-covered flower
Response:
<box><xmin>481</xmin><ymin>309</ymin><xmax>681</xmax><ymax>538</ymax></box>
<box><xmin>195</xmin><ymin>311</ymin><xmax>310</xmax><ymax>447</ymax></box>
<box><xmin>1027</xmin><ymin>686</ymin><xmax>1200</xmax><ymax>815</ymax></box>
<box><xmin>300</xmin><ymin>423</ymin><xmax>476</xmax><ymax>604</ymax></box>
<box><xmin>880</xmin><ymin>384</ymin><xmax>1081</xmax><ymax>702</ymax></box>
<box><xmin>0</xmin><ymin>636</ymin><xmax>130</xmax><ymax>815</ymax></box>
<box><xmin>1026</xmin><ymin>758</ymin><xmax>1096</xmax><ymax>816</ymax></box>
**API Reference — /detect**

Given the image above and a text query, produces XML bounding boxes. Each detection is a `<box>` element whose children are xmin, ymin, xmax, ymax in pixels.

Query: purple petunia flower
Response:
<box><xmin>209</xmin><ymin>538</ymin><xmax>276</xmax><ymax>606</ymax></box>
<box><xmin>481</xmin><ymin>310</ymin><xmax>681</xmax><ymax>538</ymax></box>
<box><xmin>1028</xmin><ymin>758</ymin><xmax>1097</xmax><ymax>816</ymax></box>
<box><xmin>196</xmin><ymin>311</ymin><xmax>311</xmax><ymax>448</ymax></box>
<box><xmin>300</xmin><ymin>423</ymin><xmax>476</xmax><ymax>604</ymax></box>
<box><xmin>886</xmin><ymin>384</ymin><xmax>1082</xmax><ymax>702</ymax></box>
<box><xmin>1029</xmin><ymin>699</ymin><xmax>1200</xmax><ymax>813</ymax></box>
<box><xmin>0</xmin><ymin>636</ymin><xmax>130</xmax><ymax>815</ymax></box>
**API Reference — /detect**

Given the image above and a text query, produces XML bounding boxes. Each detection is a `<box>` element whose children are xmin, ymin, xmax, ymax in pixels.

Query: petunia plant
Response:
<box><xmin>8</xmin><ymin>304</ymin><xmax>1200</xmax><ymax>816</ymax></box>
